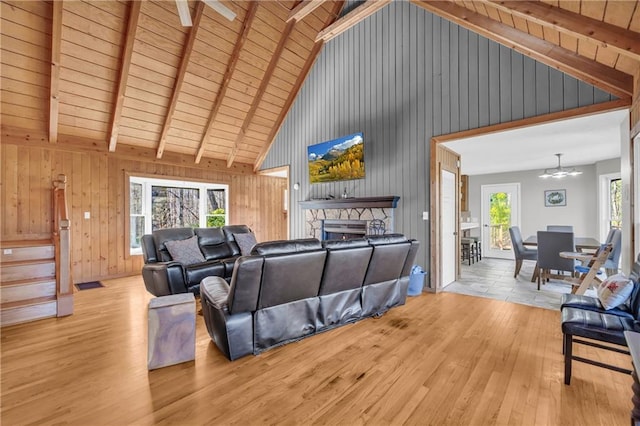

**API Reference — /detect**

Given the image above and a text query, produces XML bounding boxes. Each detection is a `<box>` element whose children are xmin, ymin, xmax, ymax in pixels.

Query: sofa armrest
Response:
<box><xmin>200</xmin><ymin>276</ymin><xmax>253</xmax><ymax>360</ymax></box>
<box><xmin>201</xmin><ymin>276</ymin><xmax>230</xmax><ymax>310</ymax></box>
<box><xmin>141</xmin><ymin>261</ymin><xmax>187</xmax><ymax>296</ymax></box>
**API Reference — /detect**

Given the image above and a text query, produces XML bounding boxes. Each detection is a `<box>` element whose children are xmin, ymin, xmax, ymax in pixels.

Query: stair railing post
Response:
<box><xmin>53</xmin><ymin>174</ymin><xmax>73</xmax><ymax>317</ymax></box>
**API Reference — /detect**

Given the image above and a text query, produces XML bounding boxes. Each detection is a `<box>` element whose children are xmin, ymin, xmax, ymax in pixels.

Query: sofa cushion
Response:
<box><xmin>560</xmin><ymin>293</ymin><xmax>633</xmax><ymax>319</ymax></box>
<box><xmin>164</xmin><ymin>235</ymin><xmax>205</xmax><ymax>266</ymax></box>
<box><xmin>597</xmin><ymin>273</ymin><xmax>634</xmax><ymax>310</ymax></box>
<box><xmin>195</xmin><ymin>228</ymin><xmax>234</xmax><ymax>261</ymax></box>
<box><xmin>234</xmin><ymin>232</ymin><xmax>257</xmax><ymax>255</ymax></box>
<box><xmin>561</xmin><ymin>307</ymin><xmax>635</xmax><ymax>346</ymax></box>
<box><xmin>322</xmin><ymin>238</ymin><xmax>369</xmax><ymax>249</ymax></box>
<box><xmin>251</xmin><ymin>238</ymin><xmax>321</xmax><ymax>256</ymax></box>
<box><xmin>319</xmin><ymin>245</ymin><xmax>372</xmax><ymax>295</ymax></box>
<box><xmin>223</xmin><ymin>225</ymin><xmax>252</xmax><ymax>256</ymax></box>
<box><xmin>153</xmin><ymin>227</ymin><xmax>195</xmax><ymax>262</ymax></box>
<box><xmin>185</xmin><ymin>261</ymin><xmax>225</xmax><ymax>288</ymax></box>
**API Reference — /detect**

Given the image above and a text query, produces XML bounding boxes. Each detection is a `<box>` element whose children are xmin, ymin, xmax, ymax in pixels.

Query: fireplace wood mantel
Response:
<box><xmin>299</xmin><ymin>196</ymin><xmax>400</xmax><ymax>210</ymax></box>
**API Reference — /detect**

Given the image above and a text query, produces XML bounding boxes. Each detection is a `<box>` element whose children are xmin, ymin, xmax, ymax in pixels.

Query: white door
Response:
<box><xmin>481</xmin><ymin>183</ymin><xmax>520</xmax><ymax>259</ymax></box>
<box><xmin>441</xmin><ymin>170</ymin><xmax>456</xmax><ymax>286</ymax></box>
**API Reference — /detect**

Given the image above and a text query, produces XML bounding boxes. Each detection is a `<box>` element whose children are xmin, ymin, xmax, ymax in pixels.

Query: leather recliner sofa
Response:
<box><xmin>200</xmin><ymin>234</ymin><xmax>420</xmax><ymax>360</ymax></box>
<box><xmin>141</xmin><ymin>225</ymin><xmax>252</xmax><ymax>296</ymax></box>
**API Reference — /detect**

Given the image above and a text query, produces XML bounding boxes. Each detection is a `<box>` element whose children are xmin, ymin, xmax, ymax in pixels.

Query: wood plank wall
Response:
<box><xmin>1</xmin><ymin>138</ymin><xmax>287</xmax><ymax>284</ymax></box>
<box><xmin>260</xmin><ymin>1</ymin><xmax>616</xmax><ymax>281</ymax></box>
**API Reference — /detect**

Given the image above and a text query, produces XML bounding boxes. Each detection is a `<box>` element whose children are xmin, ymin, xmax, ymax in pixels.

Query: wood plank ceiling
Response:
<box><xmin>2</xmin><ymin>0</ymin><xmax>639</xmax><ymax>171</ymax></box>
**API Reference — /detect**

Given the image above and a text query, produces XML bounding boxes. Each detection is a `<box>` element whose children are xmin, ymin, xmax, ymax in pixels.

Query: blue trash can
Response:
<box><xmin>408</xmin><ymin>265</ymin><xmax>427</xmax><ymax>296</ymax></box>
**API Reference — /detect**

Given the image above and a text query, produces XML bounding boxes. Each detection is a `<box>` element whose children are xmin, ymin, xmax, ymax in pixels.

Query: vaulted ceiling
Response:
<box><xmin>2</xmin><ymin>0</ymin><xmax>639</xmax><ymax>171</ymax></box>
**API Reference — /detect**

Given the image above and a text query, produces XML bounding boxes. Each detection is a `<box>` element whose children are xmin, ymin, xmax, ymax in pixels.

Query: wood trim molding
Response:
<box><xmin>431</xmin><ymin>99</ymin><xmax>631</xmax><ymax>144</ymax></box>
<box><xmin>411</xmin><ymin>1</ymin><xmax>634</xmax><ymax>99</ymax></box>
<box><xmin>108</xmin><ymin>0</ymin><xmax>141</xmax><ymax>152</ymax></box>
<box><xmin>480</xmin><ymin>0</ymin><xmax>640</xmax><ymax>62</ymax></box>
<box><xmin>254</xmin><ymin>0</ymin><xmax>345</xmax><ymax>171</ymax></box>
<box><xmin>226</xmin><ymin>18</ymin><xmax>297</xmax><ymax>168</ymax></box>
<box><xmin>287</xmin><ymin>0</ymin><xmax>326</xmax><ymax>23</ymax></box>
<box><xmin>257</xmin><ymin>165</ymin><xmax>289</xmax><ymax>176</ymax></box>
<box><xmin>156</xmin><ymin>1</ymin><xmax>205</xmax><ymax>159</ymax></box>
<box><xmin>195</xmin><ymin>1</ymin><xmax>259</xmax><ymax>164</ymax></box>
<box><xmin>315</xmin><ymin>0</ymin><xmax>390</xmax><ymax>43</ymax></box>
<box><xmin>49</xmin><ymin>0</ymin><xmax>63</xmax><ymax>144</ymax></box>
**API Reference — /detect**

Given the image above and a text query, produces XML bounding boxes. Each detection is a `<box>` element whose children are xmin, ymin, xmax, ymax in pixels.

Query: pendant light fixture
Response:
<box><xmin>539</xmin><ymin>153</ymin><xmax>582</xmax><ymax>179</ymax></box>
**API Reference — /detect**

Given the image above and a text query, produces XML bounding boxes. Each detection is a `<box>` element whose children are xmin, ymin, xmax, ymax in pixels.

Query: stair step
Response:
<box><xmin>0</xmin><ymin>244</ymin><xmax>54</xmax><ymax>263</ymax></box>
<box><xmin>1</xmin><ymin>297</ymin><xmax>57</xmax><ymax>327</ymax></box>
<box><xmin>1</xmin><ymin>260</ymin><xmax>55</xmax><ymax>282</ymax></box>
<box><xmin>1</xmin><ymin>239</ymin><xmax>52</xmax><ymax>248</ymax></box>
<box><xmin>1</xmin><ymin>278</ymin><xmax>57</xmax><ymax>304</ymax></box>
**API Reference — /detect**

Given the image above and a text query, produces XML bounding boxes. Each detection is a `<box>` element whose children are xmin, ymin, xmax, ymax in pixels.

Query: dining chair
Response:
<box><xmin>603</xmin><ymin>228</ymin><xmax>622</xmax><ymax>276</ymax></box>
<box><xmin>536</xmin><ymin>231</ymin><xmax>575</xmax><ymax>290</ymax></box>
<box><xmin>547</xmin><ymin>225</ymin><xmax>574</xmax><ymax>232</ymax></box>
<box><xmin>508</xmin><ymin>226</ymin><xmax>537</xmax><ymax>278</ymax></box>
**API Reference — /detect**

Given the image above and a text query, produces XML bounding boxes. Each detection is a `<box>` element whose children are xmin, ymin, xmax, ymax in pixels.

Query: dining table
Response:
<box><xmin>523</xmin><ymin>235</ymin><xmax>601</xmax><ymax>283</ymax></box>
<box><xmin>523</xmin><ymin>235</ymin><xmax>601</xmax><ymax>252</ymax></box>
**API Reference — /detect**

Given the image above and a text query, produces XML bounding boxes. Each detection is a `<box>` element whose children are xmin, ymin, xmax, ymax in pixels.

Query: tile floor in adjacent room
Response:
<box><xmin>444</xmin><ymin>257</ymin><xmax>598</xmax><ymax>311</ymax></box>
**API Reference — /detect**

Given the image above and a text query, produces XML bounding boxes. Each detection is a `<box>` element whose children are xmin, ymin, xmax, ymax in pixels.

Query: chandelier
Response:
<box><xmin>539</xmin><ymin>153</ymin><xmax>582</xmax><ymax>179</ymax></box>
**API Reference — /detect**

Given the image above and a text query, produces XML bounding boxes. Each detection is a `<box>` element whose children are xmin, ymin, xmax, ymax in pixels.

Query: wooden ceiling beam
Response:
<box><xmin>156</xmin><ymin>1</ymin><xmax>205</xmax><ymax>159</ymax></box>
<box><xmin>108</xmin><ymin>0</ymin><xmax>141</xmax><ymax>152</ymax></box>
<box><xmin>411</xmin><ymin>1</ymin><xmax>633</xmax><ymax>99</ymax></box>
<box><xmin>226</xmin><ymin>16</ymin><xmax>297</xmax><ymax>167</ymax></box>
<box><xmin>480</xmin><ymin>0</ymin><xmax>640</xmax><ymax>62</ymax></box>
<box><xmin>287</xmin><ymin>0</ymin><xmax>326</xmax><ymax>23</ymax></box>
<box><xmin>255</xmin><ymin>0</ymin><xmax>346</xmax><ymax>171</ymax></box>
<box><xmin>194</xmin><ymin>1</ymin><xmax>259</xmax><ymax>164</ymax></box>
<box><xmin>49</xmin><ymin>0</ymin><xmax>63</xmax><ymax>144</ymax></box>
<box><xmin>315</xmin><ymin>0</ymin><xmax>391</xmax><ymax>43</ymax></box>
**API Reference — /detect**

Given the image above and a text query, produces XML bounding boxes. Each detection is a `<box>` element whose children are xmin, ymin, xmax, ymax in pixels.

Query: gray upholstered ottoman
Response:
<box><xmin>147</xmin><ymin>293</ymin><xmax>196</xmax><ymax>370</ymax></box>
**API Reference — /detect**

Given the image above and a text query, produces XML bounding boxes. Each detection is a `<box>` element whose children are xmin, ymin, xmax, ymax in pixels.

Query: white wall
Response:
<box><xmin>467</xmin><ymin>159</ymin><xmax>620</xmax><ymax>241</ymax></box>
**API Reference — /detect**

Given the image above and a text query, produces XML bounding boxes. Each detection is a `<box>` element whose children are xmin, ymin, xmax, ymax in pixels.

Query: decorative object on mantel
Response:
<box><xmin>544</xmin><ymin>189</ymin><xmax>566</xmax><ymax>207</ymax></box>
<box><xmin>539</xmin><ymin>153</ymin><xmax>582</xmax><ymax>179</ymax></box>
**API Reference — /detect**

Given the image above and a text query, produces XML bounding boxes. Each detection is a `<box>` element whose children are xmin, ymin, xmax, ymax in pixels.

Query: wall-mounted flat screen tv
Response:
<box><xmin>307</xmin><ymin>132</ymin><xmax>365</xmax><ymax>184</ymax></box>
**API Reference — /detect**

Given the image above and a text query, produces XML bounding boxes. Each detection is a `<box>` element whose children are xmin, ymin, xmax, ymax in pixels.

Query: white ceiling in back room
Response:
<box><xmin>443</xmin><ymin>109</ymin><xmax>628</xmax><ymax>176</ymax></box>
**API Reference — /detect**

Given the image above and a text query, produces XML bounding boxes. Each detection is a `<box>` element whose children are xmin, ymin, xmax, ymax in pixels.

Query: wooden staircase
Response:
<box><xmin>1</xmin><ymin>240</ymin><xmax>58</xmax><ymax>326</ymax></box>
<box><xmin>1</xmin><ymin>175</ymin><xmax>73</xmax><ymax>327</ymax></box>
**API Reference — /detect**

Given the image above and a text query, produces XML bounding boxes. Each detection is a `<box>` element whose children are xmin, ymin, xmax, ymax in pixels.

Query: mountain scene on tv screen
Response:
<box><xmin>308</xmin><ymin>133</ymin><xmax>365</xmax><ymax>183</ymax></box>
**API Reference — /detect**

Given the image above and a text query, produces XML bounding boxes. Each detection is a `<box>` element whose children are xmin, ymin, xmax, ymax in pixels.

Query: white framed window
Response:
<box><xmin>599</xmin><ymin>172</ymin><xmax>621</xmax><ymax>241</ymax></box>
<box><xmin>129</xmin><ymin>176</ymin><xmax>229</xmax><ymax>255</ymax></box>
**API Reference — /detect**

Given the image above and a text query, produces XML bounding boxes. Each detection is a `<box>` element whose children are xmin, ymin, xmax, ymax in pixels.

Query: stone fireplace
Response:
<box><xmin>299</xmin><ymin>196</ymin><xmax>400</xmax><ymax>240</ymax></box>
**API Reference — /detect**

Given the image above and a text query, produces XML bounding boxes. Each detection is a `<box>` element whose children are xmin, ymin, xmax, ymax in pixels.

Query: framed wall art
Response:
<box><xmin>544</xmin><ymin>189</ymin><xmax>566</xmax><ymax>207</ymax></box>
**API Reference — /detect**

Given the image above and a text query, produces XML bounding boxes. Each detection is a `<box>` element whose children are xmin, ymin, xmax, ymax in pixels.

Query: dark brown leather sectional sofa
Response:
<box><xmin>200</xmin><ymin>234</ymin><xmax>420</xmax><ymax>360</ymax></box>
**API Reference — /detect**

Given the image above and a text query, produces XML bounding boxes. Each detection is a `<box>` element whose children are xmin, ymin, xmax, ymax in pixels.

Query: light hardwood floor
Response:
<box><xmin>0</xmin><ymin>275</ymin><xmax>633</xmax><ymax>425</ymax></box>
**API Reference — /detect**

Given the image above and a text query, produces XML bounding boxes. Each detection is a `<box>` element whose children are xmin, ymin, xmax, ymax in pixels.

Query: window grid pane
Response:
<box><xmin>130</xmin><ymin>182</ymin><xmax>143</xmax><ymax>215</ymax></box>
<box><xmin>152</xmin><ymin>186</ymin><xmax>200</xmax><ymax>230</ymax></box>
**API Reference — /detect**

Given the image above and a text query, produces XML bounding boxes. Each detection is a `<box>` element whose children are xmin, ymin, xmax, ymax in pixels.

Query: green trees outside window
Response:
<box><xmin>489</xmin><ymin>192</ymin><xmax>512</xmax><ymax>251</ymax></box>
